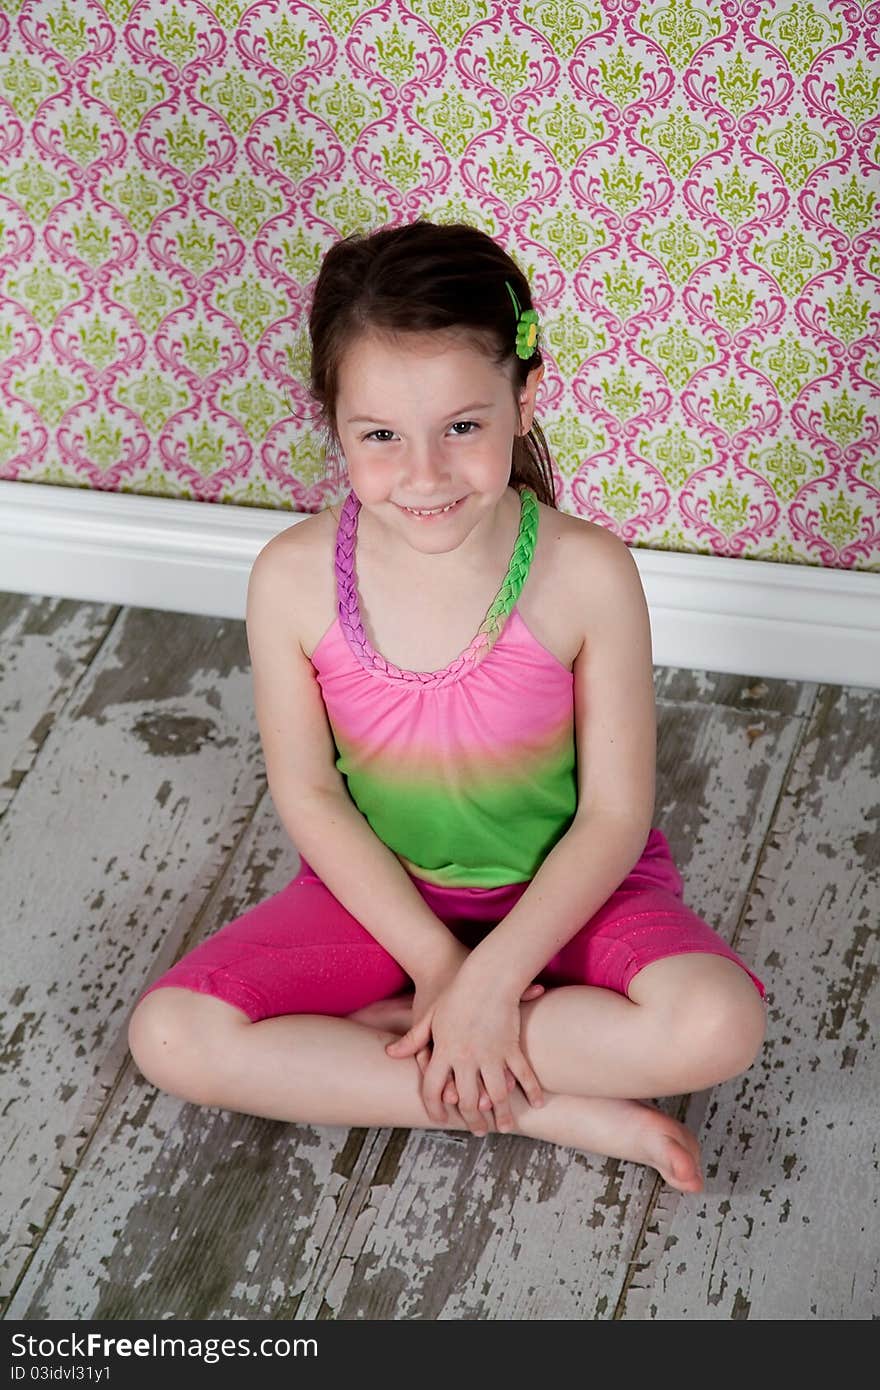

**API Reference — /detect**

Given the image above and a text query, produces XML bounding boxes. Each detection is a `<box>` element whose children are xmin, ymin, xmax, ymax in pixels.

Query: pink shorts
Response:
<box><xmin>141</xmin><ymin>829</ymin><xmax>765</xmax><ymax>1021</ymax></box>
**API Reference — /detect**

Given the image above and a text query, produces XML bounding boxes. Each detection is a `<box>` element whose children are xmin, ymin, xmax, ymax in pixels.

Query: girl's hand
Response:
<box><xmin>387</xmin><ymin>964</ymin><xmax>545</xmax><ymax>1136</ymax></box>
<box><xmin>402</xmin><ymin>953</ymin><xmax>544</xmax><ymax>1123</ymax></box>
<box><xmin>406</xmin><ymin>952</ymin><xmax>466</xmax><ymax>1092</ymax></box>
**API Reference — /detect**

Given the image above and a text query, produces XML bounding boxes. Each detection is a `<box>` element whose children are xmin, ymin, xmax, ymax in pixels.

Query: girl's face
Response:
<box><xmin>334</xmin><ymin>330</ymin><xmax>543</xmax><ymax>557</ymax></box>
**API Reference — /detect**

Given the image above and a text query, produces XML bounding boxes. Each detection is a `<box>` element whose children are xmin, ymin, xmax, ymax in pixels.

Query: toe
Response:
<box><xmin>660</xmin><ymin>1136</ymin><xmax>703</xmax><ymax>1193</ymax></box>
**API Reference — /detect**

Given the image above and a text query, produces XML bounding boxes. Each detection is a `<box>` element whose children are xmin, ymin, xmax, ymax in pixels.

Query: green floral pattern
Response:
<box><xmin>0</xmin><ymin>0</ymin><xmax>877</xmax><ymax>567</ymax></box>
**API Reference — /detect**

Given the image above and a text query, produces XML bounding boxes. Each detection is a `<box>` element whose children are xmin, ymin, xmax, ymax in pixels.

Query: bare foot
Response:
<box><xmin>513</xmin><ymin>1092</ymin><xmax>704</xmax><ymax>1194</ymax></box>
<box><xmin>346</xmin><ymin>1006</ymin><xmax>703</xmax><ymax>1192</ymax></box>
<box><xmin>639</xmin><ymin>1117</ymin><xmax>704</xmax><ymax>1193</ymax></box>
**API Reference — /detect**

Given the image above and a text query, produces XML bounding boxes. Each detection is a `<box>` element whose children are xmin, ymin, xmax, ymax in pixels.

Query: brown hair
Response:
<box><xmin>307</xmin><ymin>218</ymin><xmax>558</xmax><ymax>509</ymax></box>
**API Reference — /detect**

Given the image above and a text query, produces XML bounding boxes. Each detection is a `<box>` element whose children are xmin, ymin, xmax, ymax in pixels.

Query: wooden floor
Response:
<box><xmin>1</xmin><ymin>593</ymin><xmax>877</xmax><ymax>1321</ymax></box>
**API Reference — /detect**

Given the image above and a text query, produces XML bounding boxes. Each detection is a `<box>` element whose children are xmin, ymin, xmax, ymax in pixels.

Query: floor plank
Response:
<box><xmin>653</xmin><ymin>668</ymin><xmax>808</xmax><ymax>718</ymax></box>
<box><xmin>3</xmin><ymin>593</ymin><xmax>875</xmax><ymax>1319</ymax></box>
<box><xmin>0</xmin><ymin>595</ymin><xmax>118</xmax><ymax>819</ymax></box>
<box><xmin>621</xmin><ymin>683</ymin><xmax>880</xmax><ymax>1318</ymax></box>
<box><xmin>5</xmin><ymin>787</ymin><xmax>394</xmax><ymax>1319</ymax></box>
<box><xmin>0</xmin><ymin>607</ymin><xmax>264</xmax><ymax>1303</ymax></box>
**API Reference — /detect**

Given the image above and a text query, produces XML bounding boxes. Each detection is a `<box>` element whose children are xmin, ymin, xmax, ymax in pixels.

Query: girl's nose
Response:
<box><xmin>405</xmin><ymin>445</ymin><xmax>450</xmax><ymax>483</ymax></box>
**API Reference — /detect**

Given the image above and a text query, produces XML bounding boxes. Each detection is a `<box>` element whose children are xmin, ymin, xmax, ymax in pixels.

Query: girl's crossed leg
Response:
<box><xmin>128</xmin><ymin>835</ymin><xmax>766</xmax><ymax>1194</ymax></box>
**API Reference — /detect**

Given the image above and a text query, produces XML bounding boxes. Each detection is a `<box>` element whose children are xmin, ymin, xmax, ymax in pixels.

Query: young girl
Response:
<box><xmin>128</xmin><ymin>218</ymin><xmax>766</xmax><ymax>1194</ymax></box>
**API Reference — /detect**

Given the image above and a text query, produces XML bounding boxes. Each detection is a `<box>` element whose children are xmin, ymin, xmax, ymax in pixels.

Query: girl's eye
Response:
<box><xmin>362</xmin><ymin>421</ymin><xmax>480</xmax><ymax>442</ymax></box>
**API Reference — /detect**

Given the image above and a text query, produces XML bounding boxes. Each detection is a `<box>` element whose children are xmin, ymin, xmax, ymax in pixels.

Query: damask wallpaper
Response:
<box><xmin>0</xmin><ymin>0</ymin><xmax>878</xmax><ymax>570</ymax></box>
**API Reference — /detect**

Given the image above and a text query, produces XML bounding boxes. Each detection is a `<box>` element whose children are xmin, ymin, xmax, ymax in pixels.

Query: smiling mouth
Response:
<box><xmin>397</xmin><ymin>497</ymin><xmax>467</xmax><ymax>517</ymax></box>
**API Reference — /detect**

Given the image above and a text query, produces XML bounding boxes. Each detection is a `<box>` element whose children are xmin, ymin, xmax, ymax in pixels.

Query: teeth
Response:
<box><xmin>405</xmin><ymin>501</ymin><xmax>458</xmax><ymax>515</ymax></box>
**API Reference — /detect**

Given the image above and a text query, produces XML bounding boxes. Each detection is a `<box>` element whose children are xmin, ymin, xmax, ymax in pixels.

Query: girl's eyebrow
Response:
<box><xmin>346</xmin><ymin>401</ymin><xmax>496</xmax><ymax>425</ymax></box>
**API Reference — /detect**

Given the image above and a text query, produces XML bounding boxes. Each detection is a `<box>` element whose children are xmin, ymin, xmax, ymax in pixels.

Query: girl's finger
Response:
<box><xmin>520</xmin><ymin>983</ymin><xmax>545</xmax><ymax>1001</ymax></box>
<box><xmin>509</xmin><ymin>1052</ymin><xmax>545</xmax><ymax>1108</ymax></box>
<box><xmin>451</xmin><ymin>1077</ymin><xmax>510</xmax><ymax>1111</ymax></box>
<box><xmin>453</xmin><ymin>1070</ymin><xmax>488</xmax><ymax>1137</ymax></box>
<box><xmin>444</xmin><ymin>1081</ymin><xmax>492</xmax><ymax>1110</ymax></box>
<box><xmin>421</xmin><ymin>1059</ymin><xmax>453</xmax><ymax>1125</ymax></box>
<box><xmin>386</xmin><ymin>1019</ymin><xmax>430</xmax><ymax>1057</ymax></box>
<box><xmin>482</xmin><ymin>1066</ymin><xmax>515</xmax><ymax>1133</ymax></box>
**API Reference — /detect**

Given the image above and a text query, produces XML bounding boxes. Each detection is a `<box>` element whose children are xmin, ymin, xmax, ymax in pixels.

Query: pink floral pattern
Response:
<box><xmin>0</xmin><ymin>0</ymin><xmax>878</xmax><ymax>569</ymax></box>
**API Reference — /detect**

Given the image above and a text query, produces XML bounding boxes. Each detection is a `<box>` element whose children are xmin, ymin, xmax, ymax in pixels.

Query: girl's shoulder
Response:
<box><xmin>248</xmin><ymin>503</ymin><xmax>335</xmax><ymax>611</ymax></box>
<box><xmin>547</xmin><ymin>498</ymin><xmax>630</xmax><ymax>560</ymax></box>
<box><xmin>256</xmin><ymin>505</ymin><xmax>334</xmax><ymax>570</ymax></box>
<box><xmin>249</xmin><ymin>506</ymin><xmax>339</xmax><ymax>659</ymax></box>
<box><xmin>517</xmin><ymin>498</ymin><xmax>625</xmax><ymax>671</ymax></box>
<box><xmin>546</xmin><ymin>506</ymin><xmax>649</xmax><ymax>651</ymax></box>
<box><xmin>530</xmin><ymin>496</ymin><xmax>618</xmax><ymax>582</ymax></box>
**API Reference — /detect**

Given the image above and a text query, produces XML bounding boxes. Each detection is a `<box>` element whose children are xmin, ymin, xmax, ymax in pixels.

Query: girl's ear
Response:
<box><xmin>518</xmin><ymin>364</ymin><xmax>544</xmax><ymax>432</ymax></box>
<box><xmin>523</xmin><ymin>364</ymin><xmax>544</xmax><ymax>396</ymax></box>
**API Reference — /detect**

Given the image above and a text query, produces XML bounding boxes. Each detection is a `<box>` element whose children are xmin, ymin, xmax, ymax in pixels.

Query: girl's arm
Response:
<box><xmin>466</xmin><ymin>523</ymin><xmax>657</xmax><ymax>992</ymax></box>
<box><xmin>456</xmin><ymin>813</ymin><xmax>650</xmax><ymax>995</ymax></box>
<box><xmin>247</xmin><ymin>527</ymin><xmax>461</xmax><ymax>985</ymax></box>
<box><xmin>279</xmin><ymin>785</ymin><xmax>465</xmax><ymax>983</ymax></box>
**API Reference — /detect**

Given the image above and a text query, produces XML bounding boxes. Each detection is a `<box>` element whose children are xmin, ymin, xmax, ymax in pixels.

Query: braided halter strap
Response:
<box><xmin>334</xmin><ymin>487</ymin><xmax>539</xmax><ymax>688</ymax></box>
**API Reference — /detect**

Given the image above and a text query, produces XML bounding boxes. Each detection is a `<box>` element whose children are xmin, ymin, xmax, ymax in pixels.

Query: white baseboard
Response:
<box><xmin>1</xmin><ymin>480</ymin><xmax>878</xmax><ymax>689</ymax></box>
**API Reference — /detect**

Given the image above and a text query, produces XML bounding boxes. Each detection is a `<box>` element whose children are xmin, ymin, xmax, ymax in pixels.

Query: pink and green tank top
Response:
<box><xmin>310</xmin><ymin>486</ymin><xmax>577</xmax><ymax>888</ymax></box>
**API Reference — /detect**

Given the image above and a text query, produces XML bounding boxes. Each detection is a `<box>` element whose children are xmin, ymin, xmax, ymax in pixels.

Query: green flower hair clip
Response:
<box><xmin>505</xmin><ymin>280</ymin><xmax>540</xmax><ymax>360</ymax></box>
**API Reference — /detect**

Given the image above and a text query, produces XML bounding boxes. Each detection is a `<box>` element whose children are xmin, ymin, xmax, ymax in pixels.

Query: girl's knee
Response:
<box><xmin>633</xmin><ymin>954</ymin><xmax>766</xmax><ymax>1083</ymax></box>
<box><xmin>679</xmin><ymin>966</ymin><xmax>766</xmax><ymax>1079</ymax></box>
<box><xmin>128</xmin><ymin>986</ymin><xmax>248</xmax><ymax>1103</ymax></box>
